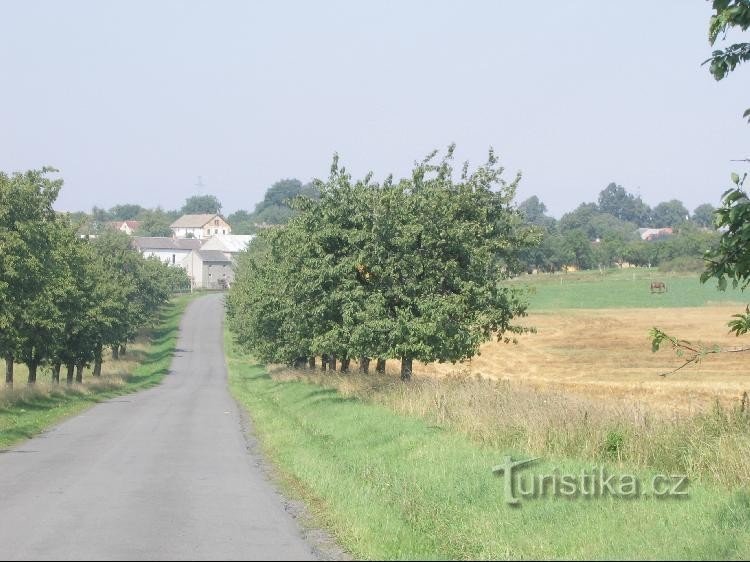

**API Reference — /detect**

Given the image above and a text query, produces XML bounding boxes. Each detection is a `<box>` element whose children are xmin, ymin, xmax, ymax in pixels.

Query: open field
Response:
<box><xmin>0</xmin><ymin>294</ymin><xmax>195</xmax><ymax>449</ymax></box>
<box><xmin>510</xmin><ymin>268</ymin><xmax>747</xmax><ymax>310</ymax></box>
<box><xmin>411</xmin><ymin>305</ymin><xmax>750</xmax><ymax>414</ymax></box>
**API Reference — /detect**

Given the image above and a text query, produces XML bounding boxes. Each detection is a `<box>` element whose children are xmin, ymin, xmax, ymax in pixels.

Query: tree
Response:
<box><xmin>651</xmin><ymin>199</ymin><xmax>689</xmax><ymax>228</ymax></box>
<box><xmin>228</xmin><ymin>147</ymin><xmax>534</xmax><ymax>381</ymax></box>
<box><xmin>108</xmin><ymin>204</ymin><xmax>143</xmax><ymax>221</ymax></box>
<box><xmin>705</xmin><ymin>0</ymin><xmax>750</xmax><ymax>121</ymax></box>
<box><xmin>135</xmin><ymin>208</ymin><xmax>173</xmax><ymax>237</ymax></box>
<box><xmin>181</xmin><ymin>194</ymin><xmax>222</xmax><ymax>215</ymax></box>
<box><xmin>0</xmin><ymin>168</ymin><xmax>63</xmax><ymax>385</ymax></box>
<box><xmin>518</xmin><ymin>196</ymin><xmax>555</xmax><ymax>228</ymax></box>
<box><xmin>692</xmin><ymin>203</ymin><xmax>716</xmax><ymax>227</ymax></box>
<box><xmin>597</xmin><ymin>183</ymin><xmax>651</xmax><ymax>225</ymax></box>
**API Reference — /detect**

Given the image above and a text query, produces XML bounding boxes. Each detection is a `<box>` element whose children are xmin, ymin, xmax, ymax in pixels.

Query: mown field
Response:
<box><xmin>227</xmin><ymin>267</ymin><xmax>750</xmax><ymax>559</ymax></box>
<box><xmin>0</xmin><ymin>294</ymin><xmax>194</xmax><ymax>449</ymax></box>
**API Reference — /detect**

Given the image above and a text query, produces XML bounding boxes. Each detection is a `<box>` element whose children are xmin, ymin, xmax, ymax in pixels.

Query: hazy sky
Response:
<box><xmin>1</xmin><ymin>1</ymin><xmax>747</xmax><ymax>218</ymax></box>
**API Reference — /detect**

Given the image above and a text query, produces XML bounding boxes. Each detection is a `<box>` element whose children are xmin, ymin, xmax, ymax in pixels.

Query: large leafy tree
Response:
<box><xmin>597</xmin><ymin>183</ymin><xmax>651</xmax><ymax>225</ymax></box>
<box><xmin>0</xmin><ymin>168</ymin><xmax>63</xmax><ymax>385</ymax></box>
<box><xmin>692</xmin><ymin>203</ymin><xmax>717</xmax><ymax>227</ymax></box>
<box><xmin>651</xmin><ymin>199</ymin><xmax>689</xmax><ymax>228</ymax></box>
<box><xmin>228</xmin><ymin>147</ymin><xmax>534</xmax><ymax>381</ymax></box>
<box><xmin>181</xmin><ymin>194</ymin><xmax>222</xmax><ymax>215</ymax></box>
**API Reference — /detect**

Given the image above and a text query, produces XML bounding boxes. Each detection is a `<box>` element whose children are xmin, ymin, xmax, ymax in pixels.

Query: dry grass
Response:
<box><xmin>268</xmin><ymin>305</ymin><xmax>750</xmax><ymax>488</ymax></box>
<box><xmin>417</xmin><ymin>305</ymin><xmax>750</xmax><ymax>415</ymax></box>
<box><xmin>0</xmin><ymin>338</ymin><xmax>149</xmax><ymax>409</ymax></box>
<box><xmin>271</xmin><ymin>365</ymin><xmax>750</xmax><ymax>488</ymax></box>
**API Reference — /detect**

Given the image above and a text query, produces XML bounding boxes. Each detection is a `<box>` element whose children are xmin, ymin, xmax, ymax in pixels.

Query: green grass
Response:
<box><xmin>509</xmin><ymin>268</ymin><xmax>747</xmax><ymax>310</ymax></box>
<box><xmin>226</xmin><ymin>336</ymin><xmax>750</xmax><ymax>560</ymax></box>
<box><xmin>0</xmin><ymin>294</ymin><xmax>195</xmax><ymax>449</ymax></box>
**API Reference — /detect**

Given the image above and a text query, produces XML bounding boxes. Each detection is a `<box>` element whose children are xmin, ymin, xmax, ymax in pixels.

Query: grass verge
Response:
<box><xmin>226</xmin><ymin>334</ymin><xmax>750</xmax><ymax>560</ymax></box>
<box><xmin>0</xmin><ymin>294</ymin><xmax>195</xmax><ymax>449</ymax></box>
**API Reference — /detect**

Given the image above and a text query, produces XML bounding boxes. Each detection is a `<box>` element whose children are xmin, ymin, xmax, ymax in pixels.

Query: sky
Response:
<box><xmin>1</xmin><ymin>1</ymin><xmax>748</xmax><ymax>218</ymax></box>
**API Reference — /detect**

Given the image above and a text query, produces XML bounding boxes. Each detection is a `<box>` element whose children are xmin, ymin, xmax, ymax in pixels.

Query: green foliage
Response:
<box><xmin>135</xmin><ymin>208</ymin><xmax>173</xmax><ymax>237</ymax></box>
<box><xmin>180</xmin><ymin>194</ymin><xmax>222</xmax><ymax>215</ymax></box>
<box><xmin>693</xmin><ymin>203</ymin><xmax>717</xmax><ymax>228</ymax></box>
<box><xmin>706</xmin><ymin>0</ymin><xmax>750</xmax><ymax>121</ymax></box>
<box><xmin>652</xmin><ymin>199</ymin><xmax>689</xmax><ymax>228</ymax></box>
<box><xmin>597</xmin><ymin>182</ymin><xmax>651</xmax><ymax>224</ymax></box>
<box><xmin>0</xmin><ymin>169</ymin><xmax>184</xmax><ymax>385</ymax></box>
<box><xmin>227</xmin><ymin>148</ymin><xmax>534</xmax><ymax>378</ymax></box>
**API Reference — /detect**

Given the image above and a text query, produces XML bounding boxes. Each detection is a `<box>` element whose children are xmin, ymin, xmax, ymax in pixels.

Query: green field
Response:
<box><xmin>510</xmin><ymin>268</ymin><xmax>747</xmax><ymax>310</ymax></box>
<box><xmin>0</xmin><ymin>294</ymin><xmax>194</xmax><ymax>449</ymax></box>
<box><xmin>226</xmin><ymin>333</ymin><xmax>750</xmax><ymax>560</ymax></box>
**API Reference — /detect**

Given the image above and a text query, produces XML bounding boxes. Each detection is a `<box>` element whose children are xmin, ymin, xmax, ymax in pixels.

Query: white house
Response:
<box><xmin>132</xmin><ymin>237</ymin><xmax>204</xmax><ymax>266</ymax></box>
<box><xmin>198</xmin><ymin>234</ymin><xmax>254</xmax><ymax>260</ymax></box>
<box><xmin>181</xmin><ymin>249</ymin><xmax>234</xmax><ymax>289</ymax></box>
<box><xmin>170</xmin><ymin>214</ymin><xmax>231</xmax><ymax>240</ymax></box>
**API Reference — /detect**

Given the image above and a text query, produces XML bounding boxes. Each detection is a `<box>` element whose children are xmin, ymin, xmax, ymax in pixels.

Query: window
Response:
<box><xmin>215</xmin><ymin>229</ymin><xmax>218</xmax><ymax>234</ymax></box>
<box><xmin>214</xmin><ymin>219</ymin><xmax>219</xmax><ymax>226</ymax></box>
<box><xmin>222</xmin><ymin>229</ymin><xmax>226</xmax><ymax>234</ymax></box>
<box><xmin>172</xmin><ymin>254</ymin><xmax>175</xmax><ymax>265</ymax></box>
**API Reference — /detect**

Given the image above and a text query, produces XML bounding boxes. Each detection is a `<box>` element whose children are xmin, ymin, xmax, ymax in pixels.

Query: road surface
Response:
<box><xmin>0</xmin><ymin>294</ymin><xmax>316</xmax><ymax>561</ymax></box>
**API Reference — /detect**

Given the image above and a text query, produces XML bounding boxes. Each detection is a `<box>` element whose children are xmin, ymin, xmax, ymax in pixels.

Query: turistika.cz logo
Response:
<box><xmin>492</xmin><ymin>456</ymin><xmax>688</xmax><ymax>505</ymax></box>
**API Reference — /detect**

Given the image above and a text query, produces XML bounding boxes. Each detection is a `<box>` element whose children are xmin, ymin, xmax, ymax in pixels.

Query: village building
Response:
<box><xmin>170</xmin><ymin>214</ymin><xmax>231</xmax><ymax>239</ymax></box>
<box><xmin>198</xmin><ymin>234</ymin><xmax>253</xmax><ymax>260</ymax></box>
<box><xmin>181</xmin><ymin>249</ymin><xmax>234</xmax><ymax>289</ymax></box>
<box><xmin>131</xmin><ymin>237</ymin><xmax>203</xmax><ymax>266</ymax></box>
<box><xmin>636</xmin><ymin>227</ymin><xmax>673</xmax><ymax>241</ymax></box>
<box><xmin>108</xmin><ymin>220</ymin><xmax>141</xmax><ymax>235</ymax></box>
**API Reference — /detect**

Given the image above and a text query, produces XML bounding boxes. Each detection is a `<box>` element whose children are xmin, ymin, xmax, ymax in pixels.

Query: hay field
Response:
<box><xmin>411</xmin><ymin>305</ymin><xmax>750</xmax><ymax>414</ymax></box>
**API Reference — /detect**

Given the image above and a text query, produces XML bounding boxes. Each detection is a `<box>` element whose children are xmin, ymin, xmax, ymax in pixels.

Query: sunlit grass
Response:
<box><xmin>226</xmin><ymin>335</ymin><xmax>750</xmax><ymax>560</ymax></box>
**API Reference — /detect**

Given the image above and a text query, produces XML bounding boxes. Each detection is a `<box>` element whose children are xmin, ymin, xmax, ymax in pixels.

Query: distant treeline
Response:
<box><xmin>73</xmin><ymin>180</ymin><xmax>319</xmax><ymax>237</ymax></box>
<box><xmin>517</xmin><ymin>184</ymin><xmax>719</xmax><ymax>272</ymax></box>
<box><xmin>0</xmin><ymin>168</ymin><xmax>189</xmax><ymax>386</ymax></box>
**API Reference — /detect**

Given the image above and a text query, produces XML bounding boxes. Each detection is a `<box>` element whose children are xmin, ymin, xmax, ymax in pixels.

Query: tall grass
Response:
<box><xmin>271</xmin><ymin>365</ymin><xmax>750</xmax><ymax>488</ymax></box>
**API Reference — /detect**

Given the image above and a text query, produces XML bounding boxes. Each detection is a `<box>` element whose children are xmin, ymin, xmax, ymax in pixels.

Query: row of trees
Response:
<box><xmin>226</xmin><ymin>147</ymin><xmax>534</xmax><ymax>380</ymax></box>
<box><xmin>516</xmin><ymin>185</ymin><xmax>720</xmax><ymax>272</ymax></box>
<box><xmin>0</xmin><ymin>168</ymin><xmax>189</xmax><ymax>386</ymax></box>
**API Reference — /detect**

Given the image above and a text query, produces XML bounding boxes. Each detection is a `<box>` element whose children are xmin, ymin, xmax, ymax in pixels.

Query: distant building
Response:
<box><xmin>170</xmin><ymin>214</ymin><xmax>231</xmax><ymax>239</ymax></box>
<box><xmin>131</xmin><ymin>237</ymin><xmax>203</xmax><ymax>266</ymax></box>
<box><xmin>198</xmin><ymin>234</ymin><xmax>254</xmax><ymax>260</ymax></box>
<box><xmin>181</xmin><ymin>249</ymin><xmax>234</xmax><ymax>289</ymax></box>
<box><xmin>108</xmin><ymin>220</ymin><xmax>141</xmax><ymax>235</ymax></box>
<box><xmin>636</xmin><ymin>227</ymin><xmax>673</xmax><ymax>241</ymax></box>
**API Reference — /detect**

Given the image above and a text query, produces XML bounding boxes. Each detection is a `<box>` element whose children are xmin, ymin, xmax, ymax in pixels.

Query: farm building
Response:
<box><xmin>181</xmin><ymin>249</ymin><xmax>234</xmax><ymax>289</ymax></box>
<box><xmin>198</xmin><ymin>234</ymin><xmax>253</xmax><ymax>260</ymax></box>
<box><xmin>131</xmin><ymin>237</ymin><xmax>203</xmax><ymax>266</ymax></box>
<box><xmin>170</xmin><ymin>214</ymin><xmax>231</xmax><ymax>239</ymax></box>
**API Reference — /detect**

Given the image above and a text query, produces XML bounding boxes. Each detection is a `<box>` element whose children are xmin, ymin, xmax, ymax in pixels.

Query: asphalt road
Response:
<box><xmin>0</xmin><ymin>294</ymin><xmax>316</xmax><ymax>561</ymax></box>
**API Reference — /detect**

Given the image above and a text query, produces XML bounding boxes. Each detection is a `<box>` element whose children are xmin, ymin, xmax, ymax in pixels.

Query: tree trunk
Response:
<box><xmin>308</xmin><ymin>356</ymin><xmax>316</xmax><ymax>370</ymax></box>
<box><xmin>359</xmin><ymin>357</ymin><xmax>370</xmax><ymax>374</ymax></box>
<box><xmin>340</xmin><ymin>357</ymin><xmax>350</xmax><ymax>373</ymax></box>
<box><xmin>52</xmin><ymin>362</ymin><xmax>61</xmax><ymax>384</ymax></box>
<box><xmin>329</xmin><ymin>355</ymin><xmax>337</xmax><ymax>371</ymax></box>
<box><xmin>75</xmin><ymin>363</ymin><xmax>84</xmax><ymax>383</ymax></box>
<box><xmin>321</xmin><ymin>354</ymin><xmax>328</xmax><ymax>372</ymax></box>
<box><xmin>93</xmin><ymin>344</ymin><xmax>103</xmax><ymax>377</ymax></box>
<box><xmin>27</xmin><ymin>361</ymin><xmax>38</xmax><ymax>385</ymax></box>
<box><xmin>119</xmin><ymin>344</ymin><xmax>127</xmax><ymax>357</ymax></box>
<box><xmin>376</xmin><ymin>358</ymin><xmax>386</xmax><ymax>374</ymax></box>
<box><xmin>400</xmin><ymin>356</ymin><xmax>413</xmax><ymax>382</ymax></box>
<box><xmin>5</xmin><ymin>356</ymin><xmax>13</xmax><ymax>387</ymax></box>
<box><xmin>66</xmin><ymin>363</ymin><xmax>75</xmax><ymax>385</ymax></box>
<box><xmin>112</xmin><ymin>345</ymin><xmax>119</xmax><ymax>360</ymax></box>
